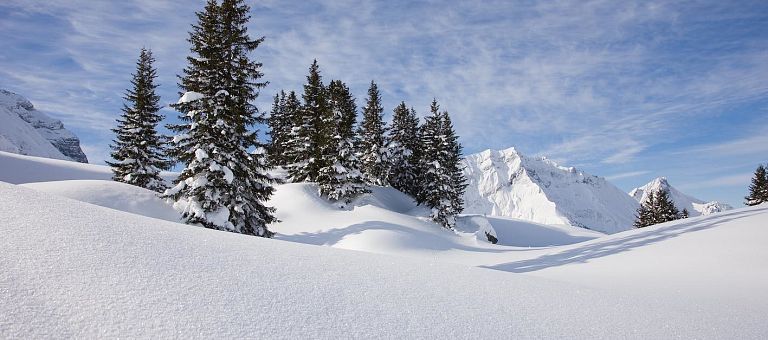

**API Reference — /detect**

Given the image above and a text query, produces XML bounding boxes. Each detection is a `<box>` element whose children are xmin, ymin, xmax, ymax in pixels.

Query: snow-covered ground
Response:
<box><xmin>2</xmin><ymin>153</ymin><xmax>768</xmax><ymax>338</ymax></box>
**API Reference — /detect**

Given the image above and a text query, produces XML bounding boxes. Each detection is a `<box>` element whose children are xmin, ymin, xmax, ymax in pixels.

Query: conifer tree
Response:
<box><xmin>388</xmin><ymin>102</ymin><xmax>421</xmax><ymax>197</ymax></box>
<box><xmin>267</xmin><ymin>90</ymin><xmax>290</xmax><ymax>166</ymax></box>
<box><xmin>418</xmin><ymin>99</ymin><xmax>466</xmax><ymax>229</ymax></box>
<box><xmin>634</xmin><ymin>188</ymin><xmax>679</xmax><ymax>228</ymax></box>
<box><xmin>745</xmin><ymin>164</ymin><xmax>768</xmax><ymax>206</ymax></box>
<box><xmin>680</xmin><ymin>208</ymin><xmax>689</xmax><ymax>219</ymax></box>
<box><xmin>164</xmin><ymin>0</ymin><xmax>276</xmax><ymax>237</ymax></box>
<box><xmin>317</xmin><ymin>80</ymin><xmax>367</xmax><ymax>203</ymax></box>
<box><xmin>108</xmin><ymin>48</ymin><xmax>170</xmax><ymax>192</ymax></box>
<box><xmin>286</xmin><ymin>60</ymin><xmax>330</xmax><ymax>182</ymax></box>
<box><xmin>633</xmin><ymin>191</ymin><xmax>655</xmax><ymax>228</ymax></box>
<box><xmin>358</xmin><ymin>81</ymin><xmax>390</xmax><ymax>185</ymax></box>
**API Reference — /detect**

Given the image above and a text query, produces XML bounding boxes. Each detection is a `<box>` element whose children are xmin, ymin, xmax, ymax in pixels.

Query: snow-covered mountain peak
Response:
<box><xmin>0</xmin><ymin>89</ymin><xmax>88</xmax><ymax>163</ymax></box>
<box><xmin>629</xmin><ymin>177</ymin><xmax>732</xmax><ymax>216</ymax></box>
<box><xmin>463</xmin><ymin>147</ymin><xmax>639</xmax><ymax>233</ymax></box>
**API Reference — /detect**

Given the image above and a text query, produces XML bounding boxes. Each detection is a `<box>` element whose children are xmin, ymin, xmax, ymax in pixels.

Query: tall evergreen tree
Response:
<box><xmin>107</xmin><ymin>48</ymin><xmax>170</xmax><ymax>192</ymax></box>
<box><xmin>286</xmin><ymin>60</ymin><xmax>331</xmax><ymax>183</ymax></box>
<box><xmin>164</xmin><ymin>0</ymin><xmax>276</xmax><ymax>237</ymax></box>
<box><xmin>267</xmin><ymin>90</ymin><xmax>290</xmax><ymax>166</ymax></box>
<box><xmin>633</xmin><ymin>191</ymin><xmax>655</xmax><ymax>228</ymax></box>
<box><xmin>358</xmin><ymin>81</ymin><xmax>390</xmax><ymax>185</ymax></box>
<box><xmin>388</xmin><ymin>102</ymin><xmax>421</xmax><ymax>197</ymax></box>
<box><xmin>418</xmin><ymin>99</ymin><xmax>466</xmax><ymax>229</ymax></box>
<box><xmin>745</xmin><ymin>164</ymin><xmax>768</xmax><ymax>206</ymax></box>
<box><xmin>317</xmin><ymin>80</ymin><xmax>367</xmax><ymax>203</ymax></box>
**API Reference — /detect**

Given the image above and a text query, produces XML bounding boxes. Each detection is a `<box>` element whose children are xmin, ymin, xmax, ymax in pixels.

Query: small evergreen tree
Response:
<box><xmin>745</xmin><ymin>164</ymin><xmax>768</xmax><ymax>206</ymax></box>
<box><xmin>680</xmin><ymin>208</ymin><xmax>689</xmax><ymax>219</ymax></box>
<box><xmin>633</xmin><ymin>191</ymin><xmax>655</xmax><ymax>228</ymax></box>
<box><xmin>164</xmin><ymin>0</ymin><xmax>276</xmax><ymax>237</ymax></box>
<box><xmin>634</xmin><ymin>188</ymin><xmax>679</xmax><ymax>228</ymax></box>
<box><xmin>267</xmin><ymin>90</ymin><xmax>290</xmax><ymax>166</ymax></box>
<box><xmin>388</xmin><ymin>102</ymin><xmax>421</xmax><ymax>197</ymax></box>
<box><xmin>418</xmin><ymin>99</ymin><xmax>466</xmax><ymax>229</ymax></box>
<box><xmin>107</xmin><ymin>47</ymin><xmax>170</xmax><ymax>192</ymax></box>
<box><xmin>317</xmin><ymin>80</ymin><xmax>368</xmax><ymax>203</ymax></box>
<box><xmin>358</xmin><ymin>81</ymin><xmax>390</xmax><ymax>185</ymax></box>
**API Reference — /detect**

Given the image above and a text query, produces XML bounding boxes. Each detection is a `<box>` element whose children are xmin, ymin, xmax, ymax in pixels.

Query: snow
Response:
<box><xmin>3</xmin><ymin>152</ymin><xmax>768</xmax><ymax>337</ymax></box>
<box><xmin>4</xmin><ymin>181</ymin><xmax>768</xmax><ymax>338</ymax></box>
<box><xmin>177</xmin><ymin>91</ymin><xmax>205</xmax><ymax>104</ymax></box>
<box><xmin>462</xmin><ymin>147</ymin><xmax>639</xmax><ymax>233</ymax></box>
<box><xmin>629</xmin><ymin>176</ymin><xmax>732</xmax><ymax>216</ymax></box>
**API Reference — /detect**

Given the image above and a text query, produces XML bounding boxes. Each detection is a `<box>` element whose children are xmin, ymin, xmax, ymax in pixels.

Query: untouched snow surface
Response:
<box><xmin>630</xmin><ymin>176</ymin><xmax>732</xmax><ymax>216</ymax></box>
<box><xmin>462</xmin><ymin>148</ymin><xmax>640</xmax><ymax>233</ymax></box>
<box><xmin>0</xmin><ymin>89</ymin><xmax>87</xmax><ymax>162</ymax></box>
<box><xmin>3</xmin><ymin>182</ymin><xmax>768</xmax><ymax>338</ymax></box>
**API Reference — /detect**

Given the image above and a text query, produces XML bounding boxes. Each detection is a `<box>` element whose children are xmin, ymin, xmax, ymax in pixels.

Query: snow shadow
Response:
<box><xmin>277</xmin><ymin>221</ymin><xmax>509</xmax><ymax>253</ymax></box>
<box><xmin>484</xmin><ymin>207</ymin><xmax>768</xmax><ymax>273</ymax></box>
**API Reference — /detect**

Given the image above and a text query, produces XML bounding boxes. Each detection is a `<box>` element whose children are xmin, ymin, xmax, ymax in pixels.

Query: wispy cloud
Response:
<box><xmin>605</xmin><ymin>170</ymin><xmax>651</xmax><ymax>181</ymax></box>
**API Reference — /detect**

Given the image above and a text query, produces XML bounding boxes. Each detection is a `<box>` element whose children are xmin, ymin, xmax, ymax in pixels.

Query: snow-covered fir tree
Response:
<box><xmin>388</xmin><ymin>102</ymin><xmax>421</xmax><ymax>197</ymax></box>
<box><xmin>164</xmin><ymin>0</ymin><xmax>276</xmax><ymax>237</ymax></box>
<box><xmin>286</xmin><ymin>60</ymin><xmax>331</xmax><ymax>183</ymax></box>
<box><xmin>317</xmin><ymin>80</ymin><xmax>368</xmax><ymax>203</ymax></box>
<box><xmin>267</xmin><ymin>90</ymin><xmax>291</xmax><ymax>166</ymax></box>
<box><xmin>358</xmin><ymin>81</ymin><xmax>390</xmax><ymax>185</ymax></box>
<box><xmin>745</xmin><ymin>164</ymin><xmax>768</xmax><ymax>206</ymax></box>
<box><xmin>107</xmin><ymin>48</ymin><xmax>170</xmax><ymax>192</ymax></box>
<box><xmin>634</xmin><ymin>188</ymin><xmax>680</xmax><ymax>228</ymax></box>
<box><xmin>417</xmin><ymin>99</ymin><xmax>467</xmax><ymax>229</ymax></box>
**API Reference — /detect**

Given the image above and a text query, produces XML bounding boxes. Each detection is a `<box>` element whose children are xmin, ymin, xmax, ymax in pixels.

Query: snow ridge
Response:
<box><xmin>0</xmin><ymin>89</ymin><xmax>88</xmax><ymax>163</ymax></box>
<box><xmin>462</xmin><ymin>147</ymin><xmax>639</xmax><ymax>234</ymax></box>
<box><xmin>629</xmin><ymin>177</ymin><xmax>732</xmax><ymax>216</ymax></box>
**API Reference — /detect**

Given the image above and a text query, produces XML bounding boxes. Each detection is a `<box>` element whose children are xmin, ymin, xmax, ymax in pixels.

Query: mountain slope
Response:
<box><xmin>629</xmin><ymin>177</ymin><xmax>732</xmax><ymax>216</ymax></box>
<box><xmin>0</xmin><ymin>89</ymin><xmax>87</xmax><ymax>163</ymax></box>
<box><xmin>3</xmin><ymin>181</ymin><xmax>767</xmax><ymax>338</ymax></box>
<box><xmin>462</xmin><ymin>148</ymin><xmax>639</xmax><ymax>233</ymax></box>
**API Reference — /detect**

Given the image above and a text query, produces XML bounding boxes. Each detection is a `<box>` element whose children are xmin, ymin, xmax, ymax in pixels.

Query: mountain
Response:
<box><xmin>0</xmin><ymin>89</ymin><xmax>88</xmax><ymax>163</ymax></box>
<box><xmin>629</xmin><ymin>177</ymin><xmax>732</xmax><ymax>216</ymax></box>
<box><xmin>462</xmin><ymin>147</ymin><xmax>639</xmax><ymax>234</ymax></box>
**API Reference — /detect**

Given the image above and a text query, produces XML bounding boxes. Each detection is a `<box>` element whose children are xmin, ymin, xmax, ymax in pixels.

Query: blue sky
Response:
<box><xmin>1</xmin><ymin>0</ymin><xmax>766</xmax><ymax>206</ymax></box>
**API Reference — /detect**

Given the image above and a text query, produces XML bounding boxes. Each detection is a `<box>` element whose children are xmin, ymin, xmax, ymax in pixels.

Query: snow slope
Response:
<box><xmin>3</xmin><ymin>181</ymin><xmax>767</xmax><ymax>338</ymax></box>
<box><xmin>630</xmin><ymin>177</ymin><xmax>732</xmax><ymax>216</ymax></box>
<box><xmin>462</xmin><ymin>148</ymin><xmax>639</xmax><ymax>233</ymax></box>
<box><xmin>0</xmin><ymin>89</ymin><xmax>87</xmax><ymax>163</ymax></box>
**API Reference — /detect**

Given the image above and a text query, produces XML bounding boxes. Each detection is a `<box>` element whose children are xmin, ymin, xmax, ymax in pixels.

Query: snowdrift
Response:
<box><xmin>3</xmin><ymin>182</ymin><xmax>767</xmax><ymax>338</ymax></box>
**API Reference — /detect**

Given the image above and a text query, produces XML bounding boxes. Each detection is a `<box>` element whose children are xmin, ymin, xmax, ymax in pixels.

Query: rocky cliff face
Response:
<box><xmin>462</xmin><ymin>148</ymin><xmax>640</xmax><ymax>234</ymax></box>
<box><xmin>0</xmin><ymin>89</ymin><xmax>88</xmax><ymax>163</ymax></box>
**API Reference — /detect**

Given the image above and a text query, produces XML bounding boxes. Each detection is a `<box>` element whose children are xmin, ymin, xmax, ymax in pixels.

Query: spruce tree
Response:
<box><xmin>358</xmin><ymin>81</ymin><xmax>390</xmax><ymax>185</ymax></box>
<box><xmin>633</xmin><ymin>191</ymin><xmax>655</xmax><ymax>228</ymax></box>
<box><xmin>745</xmin><ymin>164</ymin><xmax>768</xmax><ymax>206</ymax></box>
<box><xmin>680</xmin><ymin>208</ymin><xmax>689</xmax><ymax>219</ymax></box>
<box><xmin>165</xmin><ymin>0</ymin><xmax>276</xmax><ymax>237</ymax></box>
<box><xmin>655</xmin><ymin>189</ymin><xmax>680</xmax><ymax>223</ymax></box>
<box><xmin>267</xmin><ymin>90</ymin><xmax>290</xmax><ymax>166</ymax></box>
<box><xmin>418</xmin><ymin>99</ymin><xmax>466</xmax><ymax>229</ymax></box>
<box><xmin>317</xmin><ymin>80</ymin><xmax>368</xmax><ymax>203</ymax></box>
<box><xmin>388</xmin><ymin>102</ymin><xmax>421</xmax><ymax>197</ymax></box>
<box><xmin>286</xmin><ymin>60</ymin><xmax>330</xmax><ymax>183</ymax></box>
<box><xmin>107</xmin><ymin>47</ymin><xmax>170</xmax><ymax>192</ymax></box>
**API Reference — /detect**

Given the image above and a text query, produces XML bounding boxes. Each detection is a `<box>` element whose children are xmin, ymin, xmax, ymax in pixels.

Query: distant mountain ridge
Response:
<box><xmin>0</xmin><ymin>89</ymin><xmax>87</xmax><ymax>163</ymax></box>
<box><xmin>629</xmin><ymin>177</ymin><xmax>732</xmax><ymax>216</ymax></box>
<box><xmin>462</xmin><ymin>148</ymin><xmax>640</xmax><ymax>234</ymax></box>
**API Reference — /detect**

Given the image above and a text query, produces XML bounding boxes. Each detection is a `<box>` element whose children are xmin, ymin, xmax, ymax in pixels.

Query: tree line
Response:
<box><xmin>107</xmin><ymin>0</ymin><xmax>466</xmax><ymax>238</ymax></box>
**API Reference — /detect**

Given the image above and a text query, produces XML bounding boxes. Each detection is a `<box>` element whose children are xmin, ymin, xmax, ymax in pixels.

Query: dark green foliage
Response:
<box><xmin>267</xmin><ymin>91</ymin><xmax>291</xmax><ymax>166</ymax></box>
<box><xmin>680</xmin><ymin>208</ymin><xmax>689</xmax><ymax>219</ymax></box>
<box><xmin>745</xmin><ymin>164</ymin><xmax>768</xmax><ymax>206</ymax></box>
<box><xmin>107</xmin><ymin>48</ymin><xmax>170</xmax><ymax>192</ymax></box>
<box><xmin>317</xmin><ymin>80</ymin><xmax>368</xmax><ymax>203</ymax></box>
<box><xmin>388</xmin><ymin>102</ymin><xmax>421</xmax><ymax>197</ymax></box>
<box><xmin>358</xmin><ymin>81</ymin><xmax>390</xmax><ymax>185</ymax></box>
<box><xmin>286</xmin><ymin>60</ymin><xmax>331</xmax><ymax>183</ymax></box>
<box><xmin>634</xmin><ymin>188</ymin><xmax>680</xmax><ymax>228</ymax></box>
<box><xmin>417</xmin><ymin>99</ymin><xmax>467</xmax><ymax>229</ymax></box>
<box><xmin>165</xmin><ymin>0</ymin><xmax>276</xmax><ymax>237</ymax></box>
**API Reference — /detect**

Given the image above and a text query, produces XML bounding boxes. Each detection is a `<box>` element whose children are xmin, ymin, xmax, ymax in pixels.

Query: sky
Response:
<box><xmin>0</xmin><ymin>0</ymin><xmax>766</xmax><ymax>207</ymax></box>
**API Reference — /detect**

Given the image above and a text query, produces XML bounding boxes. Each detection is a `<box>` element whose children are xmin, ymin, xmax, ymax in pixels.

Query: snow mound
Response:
<box><xmin>4</xmin><ymin>181</ymin><xmax>767</xmax><ymax>338</ymax></box>
<box><xmin>0</xmin><ymin>151</ymin><xmax>176</xmax><ymax>185</ymax></box>
<box><xmin>20</xmin><ymin>180</ymin><xmax>181</xmax><ymax>223</ymax></box>
<box><xmin>629</xmin><ymin>177</ymin><xmax>732</xmax><ymax>216</ymax></box>
<box><xmin>0</xmin><ymin>89</ymin><xmax>87</xmax><ymax>162</ymax></box>
<box><xmin>462</xmin><ymin>147</ymin><xmax>639</xmax><ymax>233</ymax></box>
